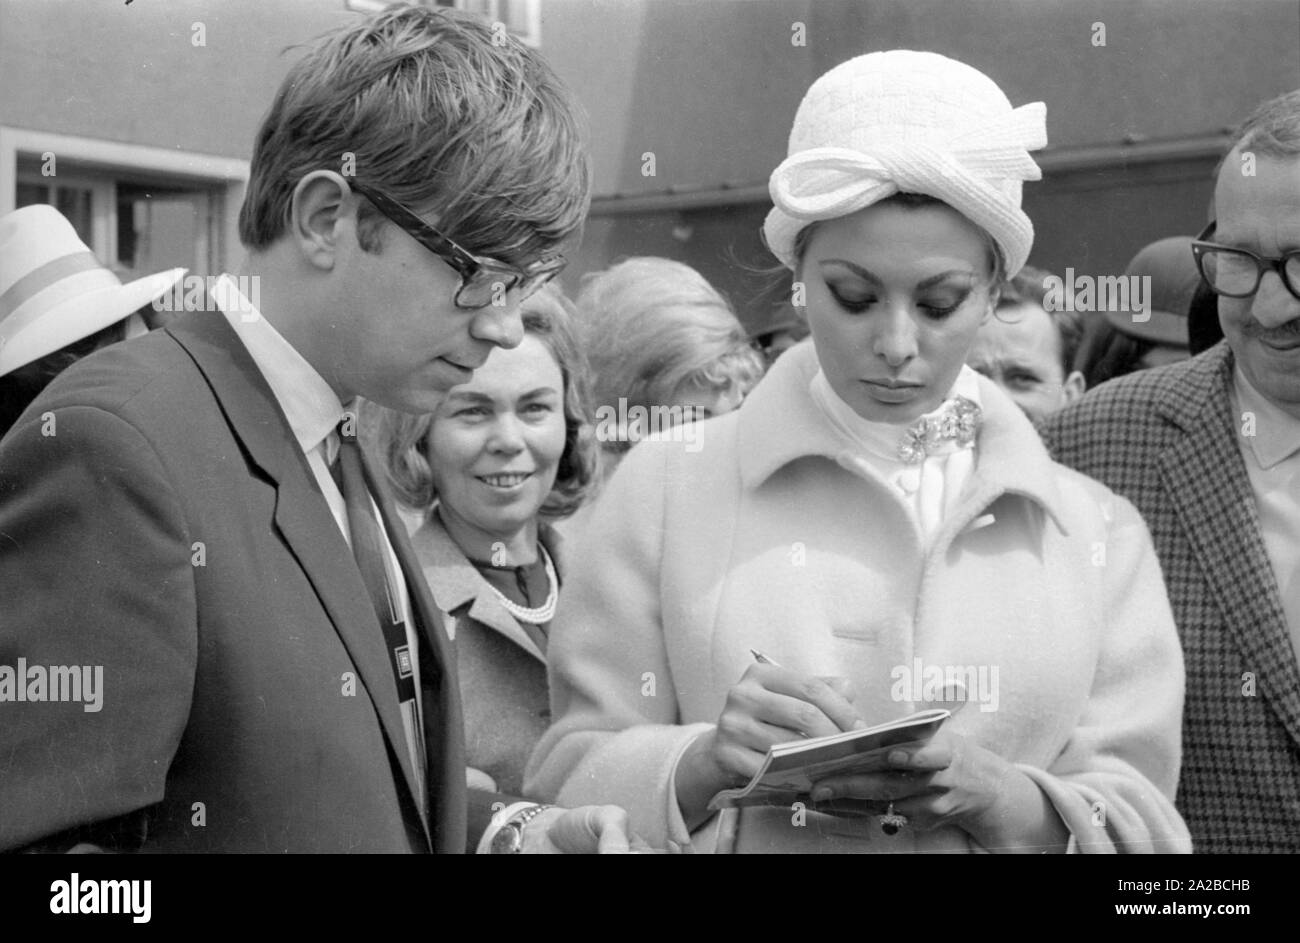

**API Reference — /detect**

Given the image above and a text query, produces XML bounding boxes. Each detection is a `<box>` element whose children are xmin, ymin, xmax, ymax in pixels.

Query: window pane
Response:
<box><xmin>15</xmin><ymin>182</ymin><xmax>51</xmax><ymax>209</ymax></box>
<box><xmin>116</xmin><ymin>183</ymin><xmax>208</xmax><ymax>275</ymax></box>
<box><xmin>54</xmin><ymin>188</ymin><xmax>94</xmax><ymax>246</ymax></box>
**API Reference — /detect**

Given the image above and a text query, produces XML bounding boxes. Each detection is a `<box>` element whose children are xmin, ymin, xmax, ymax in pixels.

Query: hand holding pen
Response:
<box><xmin>673</xmin><ymin>645</ymin><xmax>862</xmax><ymax>834</ymax></box>
<box><xmin>716</xmin><ymin>646</ymin><xmax>861</xmax><ymax>772</ymax></box>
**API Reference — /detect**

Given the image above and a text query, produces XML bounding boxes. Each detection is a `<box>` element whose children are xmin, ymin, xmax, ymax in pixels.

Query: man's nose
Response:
<box><xmin>471</xmin><ymin>298</ymin><xmax>525</xmax><ymax>349</ymax></box>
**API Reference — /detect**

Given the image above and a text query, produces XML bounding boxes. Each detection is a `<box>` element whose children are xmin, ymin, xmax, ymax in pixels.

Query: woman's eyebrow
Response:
<box><xmin>819</xmin><ymin>259</ymin><xmax>973</xmax><ymax>289</ymax></box>
<box><xmin>443</xmin><ymin>390</ymin><xmax>493</xmax><ymax>404</ymax></box>
<box><xmin>517</xmin><ymin>386</ymin><xmax>560</xmax><ymax>399</ymax></box>
<box><xmin>916</xmin><ymin>270</ymin><xmax>975</xmax><ymax>289</ymax></box>
<box><xmin>820</xmin><ymin>259</ymin><xmax>880</xmax><ymax>282</ymax></box>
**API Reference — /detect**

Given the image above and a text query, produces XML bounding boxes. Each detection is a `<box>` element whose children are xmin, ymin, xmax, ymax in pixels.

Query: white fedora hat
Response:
<box><xmin>0</xmin><ymin>204</ymin><xmax>186</xmax><ymax>377</ymax></box>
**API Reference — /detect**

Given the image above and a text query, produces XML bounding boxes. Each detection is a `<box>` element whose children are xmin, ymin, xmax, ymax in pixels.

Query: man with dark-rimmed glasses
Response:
<box><xmin>1042</xmin><ymin>88</ymin><xmax>1300</xmax><ymax>853</ymax></box>
<box><xmin>0</xmin><ymin>5</ymin><xmax>640</xmax><ymax>855</ymax></box>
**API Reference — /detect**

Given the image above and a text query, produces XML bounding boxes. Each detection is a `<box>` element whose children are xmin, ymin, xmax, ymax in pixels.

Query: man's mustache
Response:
<box><xmin>1241</xmin><ymin>318</ymin><xmax>1300</xmax><ymax>342</ymax></box>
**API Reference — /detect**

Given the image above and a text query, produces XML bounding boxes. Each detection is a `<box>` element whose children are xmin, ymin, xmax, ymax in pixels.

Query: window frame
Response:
<box><xmin>0</xmin><ymin>126</ymin><xmax>248</xmax><ymax>273</ymax></box>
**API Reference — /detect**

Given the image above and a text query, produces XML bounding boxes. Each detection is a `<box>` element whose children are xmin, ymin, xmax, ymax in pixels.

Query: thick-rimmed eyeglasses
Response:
<box><xmin>1191</xmin><ymin>220</ymin><xmax>1300</xmax><ymax>302</ymax></box>
<box><xmin>348</xmin><ymin>181</ymin><xmax>565</xmax><ymax>310</ymax></box>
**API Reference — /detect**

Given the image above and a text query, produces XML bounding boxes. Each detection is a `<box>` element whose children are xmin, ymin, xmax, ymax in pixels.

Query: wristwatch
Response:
<box><xmin>489</xmin><ymin>803</ymin><xmax>555</xmax><ymax>854</ymax></box>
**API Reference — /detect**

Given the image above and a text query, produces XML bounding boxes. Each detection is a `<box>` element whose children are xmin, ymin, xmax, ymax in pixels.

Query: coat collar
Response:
<box><xmin>737</xmin><ymin>341</ymin><xmax>1072</xmax><ymax>537</ymax></box>
<box><xmin>1152</xmin><ymin>341</ymin><xmax>1300</xmax><ymax>749</ymax></box>
<box><xmin>1152</xmin><ymin>339</ymin><xmax>1235</xmax><ymax>432</ymax></box>
<box><xmin>165</xmin><ymin>308</ymin><xmax>459</xmax><ymax>850</ymax></box>
<box><xmin>409</xmin><ymin>511</ymin><xmax>560</xmax><ymax>664</ymax></box>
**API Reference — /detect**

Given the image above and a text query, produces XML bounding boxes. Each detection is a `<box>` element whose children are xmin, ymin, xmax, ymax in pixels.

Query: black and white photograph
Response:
<box><xmin>0</xmin><ymin>0</ymin><xmax>1294</xmax><ymax>920</ymax></box>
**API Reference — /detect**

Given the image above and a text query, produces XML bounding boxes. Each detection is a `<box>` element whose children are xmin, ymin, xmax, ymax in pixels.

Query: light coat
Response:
<box><xmin>526</xmin><ymin>341</ymin><xmax>1191</xmax><ymax>853</ymax></box>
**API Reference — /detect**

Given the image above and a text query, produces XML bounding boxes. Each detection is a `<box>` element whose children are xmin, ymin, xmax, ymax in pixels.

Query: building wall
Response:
<box><xmin>0</xmin><ymin>0</ymin><xmax>351</xmax><ymax>159</ymax></box>
<box><xmin>540</xmin><ymin>0</ymin><xmax>1300</xmax><ymax>329</ymax></box>
<box><xmin>2</xmin><ymin>0</ymin><xmax>1298</xmax><ymax>329</ymax></box>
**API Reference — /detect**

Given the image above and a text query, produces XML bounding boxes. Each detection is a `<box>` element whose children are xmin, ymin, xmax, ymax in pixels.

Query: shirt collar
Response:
<box><xmin>1233</xmin><ymin>364</ymin><xmax>1300</xmax><ymax>469</ymax></box>
<box><xmin>738</xmin><ymin>341</ymin><xmax>1070</xmax><ymax>535</ymax></box>
<box><xmin>808</xmin><ymin>363</ymin><xmax>983</xmax><ymax>463</ymax></box>
<box><xmin>212</xmin><ymin>273</ymin><xmax>347</xmax><ymax>458</ymax></box>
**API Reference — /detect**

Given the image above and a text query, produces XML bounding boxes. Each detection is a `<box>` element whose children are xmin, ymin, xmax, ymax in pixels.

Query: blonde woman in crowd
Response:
<box><xmin>373</xmin><ymin>286</ymin><xmax>598</xmax><ymax>796</ymax></box>
<box><xmin>577</xmin><ymin>257</ymin><xmax>765</xmax><ymax>484</ymax></box>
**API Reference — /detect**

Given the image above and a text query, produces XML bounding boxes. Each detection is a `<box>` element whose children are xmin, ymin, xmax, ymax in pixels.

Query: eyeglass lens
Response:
<box><xmin>1201</xmin><ymin>248</ymin><xmax>1300</xmax><ymax>297</ymax></box>
<box><xmin>458</xmin><ymin>268</ymin><xmax>558</xmax><ymax>309</ymax></box>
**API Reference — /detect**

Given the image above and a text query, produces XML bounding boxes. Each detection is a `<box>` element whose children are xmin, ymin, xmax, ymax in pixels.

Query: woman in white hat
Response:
<box><xmin>0</xmin><ymin>204</ymin><xmax>185</xmax><ymax>436</ymax></box>
<box><xmin>527</xmin><ymin>51</ymin><xmax>1190</xmax><ymax>853</ymax></box>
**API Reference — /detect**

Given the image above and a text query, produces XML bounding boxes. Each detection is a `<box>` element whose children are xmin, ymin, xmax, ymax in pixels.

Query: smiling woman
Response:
<box><xmin>369</xmin><ymin>284</ymin><xmax>598</xmax><ymax>795</ymax></box>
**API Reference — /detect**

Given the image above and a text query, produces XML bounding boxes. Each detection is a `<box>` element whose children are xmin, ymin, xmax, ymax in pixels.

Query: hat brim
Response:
<box><xmin>1103</xmin><ymin>306</ymin><xmax>1189</xmax><ymax>347</ymax></box>
<box><xmin>0</xmin><ymin>267</ymin><xmax>187</xmax><ymax>376</ymax></box>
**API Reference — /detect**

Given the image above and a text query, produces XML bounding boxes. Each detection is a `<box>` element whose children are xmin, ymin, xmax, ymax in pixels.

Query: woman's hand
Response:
<box><xmin>809</xmin><ymin>729</ymin><xmax>1070</xmax><ymax>853</ymax></box>
<box><xmin>675</xmin><ymin>665</ymin><xmax>859</xmax><ymax>830</ymax></box>
<box><xmin>713</xmin><ymin>665</ymin><xmax>860</xmax><ymax>781</ymax></box>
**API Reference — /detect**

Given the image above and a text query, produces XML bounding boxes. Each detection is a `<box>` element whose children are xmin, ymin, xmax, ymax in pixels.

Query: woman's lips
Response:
<box><xmin>476</xmin><ymin>472</ymin><xmax>534</xmax><ymax>490</ymax></box>
<box><xmin>862</xmin><ymin>379</ymin><xmax>923</xmax><ymax>403</ymax></box>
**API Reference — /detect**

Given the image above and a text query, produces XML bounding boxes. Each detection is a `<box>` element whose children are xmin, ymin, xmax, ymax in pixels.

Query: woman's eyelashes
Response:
<box><xmin>918</xmin><ymin>295</ymin><xmax>965</xmax><ymax>318</ymax></box>
<box><xmin>828</xmin><ymin>286</ymin><xmax>876</xmax><ymax>311</ymax></box>
<box><xmin>448</xmin><ymin>397</ymin><xmax>556</xmax><ymax>422</ymax></box>
<box><xmin>826</xmin><ymin>282</ymin><xmax>971</xmax><ymax>318</ymax></box>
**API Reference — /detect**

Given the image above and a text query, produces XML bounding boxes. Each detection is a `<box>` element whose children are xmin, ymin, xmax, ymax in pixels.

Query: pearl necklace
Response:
<box><xmin>487</xmin><ymin>542</ymin><xmax>559</xmax><ymax>625</ymax></box>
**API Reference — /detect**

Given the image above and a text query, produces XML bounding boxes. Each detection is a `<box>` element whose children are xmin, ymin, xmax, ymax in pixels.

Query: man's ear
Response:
<box><xmin>1061</xmin><ymin>369</ymin><xmax>1086</xmax><ymax>405</ymax></box>
<box><xmin>288</xmin><ymin>170</ymin><xmax>353</xmax><ymax>272</ymax></box>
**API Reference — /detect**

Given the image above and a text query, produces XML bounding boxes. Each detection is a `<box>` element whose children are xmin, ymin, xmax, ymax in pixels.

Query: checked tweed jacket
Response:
<box><xmin>1042</xmin><ymin>341</ymin><xmax>1300</xmax><ymax>853</ymax></box>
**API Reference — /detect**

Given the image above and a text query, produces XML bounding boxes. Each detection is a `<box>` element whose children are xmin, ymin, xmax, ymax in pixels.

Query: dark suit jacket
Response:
<box><xmin>1042</xmin><ymin>342</ymin><xmax>1300</xmax><ymax>852</ymax></box>
<box><xmin>0</xmin><ymin>310</ymin><xmax>501</xmax><ymax>852</ymax></box>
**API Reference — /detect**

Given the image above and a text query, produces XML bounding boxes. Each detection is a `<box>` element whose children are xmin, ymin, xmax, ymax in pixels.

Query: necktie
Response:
<box><xmin>333</xmin><ymin>425</ymin><xmax>428</xmax><ymax>813</ymax></box>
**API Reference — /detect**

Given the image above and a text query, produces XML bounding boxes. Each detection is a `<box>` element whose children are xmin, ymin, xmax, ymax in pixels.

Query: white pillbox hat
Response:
<box><xmin>764</xmin><ymin>50</ymin><xmax>1047</xmax><ymax>276</ymax></box>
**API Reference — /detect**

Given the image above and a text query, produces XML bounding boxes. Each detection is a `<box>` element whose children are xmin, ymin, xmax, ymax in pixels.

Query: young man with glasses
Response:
<box><xmin>1041</xmin><ymin>88</ymin><xmax>1300</xmax><ymax>853</ymax></box>
<box><xmin>0</xmin><ymin>5</ymin><xmax>637</xmax><ymax>854</ymax></box>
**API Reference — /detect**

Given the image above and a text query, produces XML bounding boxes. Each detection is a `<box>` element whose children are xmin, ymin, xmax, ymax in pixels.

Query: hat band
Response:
<box><xmin>0</xmin><ymin>252</ymin><xmax>118</xmax><ymax>348</ymax></box>
<box><xmin>1</xmin><ymin>251</ymin><xmax>106</xmax><ymax>321</ymax></box>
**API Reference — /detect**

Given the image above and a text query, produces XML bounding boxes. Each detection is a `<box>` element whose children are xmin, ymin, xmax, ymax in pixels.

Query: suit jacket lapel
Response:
<box><xmin>167</xmin><ymin>311</ymin><xmax>434</xmax><ymax>845</ymax></box>
<box><xmin>1158</xmin><ymin>345</ymin><xmax>1300</xmax><ymax>748</ymax></box>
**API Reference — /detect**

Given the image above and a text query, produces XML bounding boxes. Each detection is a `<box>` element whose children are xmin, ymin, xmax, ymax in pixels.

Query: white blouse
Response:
<box><xmin>808</xmin><ymin>365</ymin><xmax>982</xmax><ymax>546</ymax></box>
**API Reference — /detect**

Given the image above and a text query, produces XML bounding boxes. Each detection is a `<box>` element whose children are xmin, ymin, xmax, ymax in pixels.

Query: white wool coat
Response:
<box><xmin>525</xmin><ymin>342</ymin><xmax>1191</xmax><ymax>853</ymax></box>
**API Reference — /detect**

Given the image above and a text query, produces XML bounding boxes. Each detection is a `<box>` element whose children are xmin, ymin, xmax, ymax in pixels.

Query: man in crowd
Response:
<box><xmin>966</xmin><ymin>265</ymin><xmax>1086</xmax><ymax>424</ymax></box>
<box><xmin>0</xmin><ymin>5</ymin><xmax>633</xmax><ymax>854</ymax></box>
<box><xmin>1042</xmin><ymin>89</ymin><xmax>1300</xmax><ymax>852</ymax></box>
